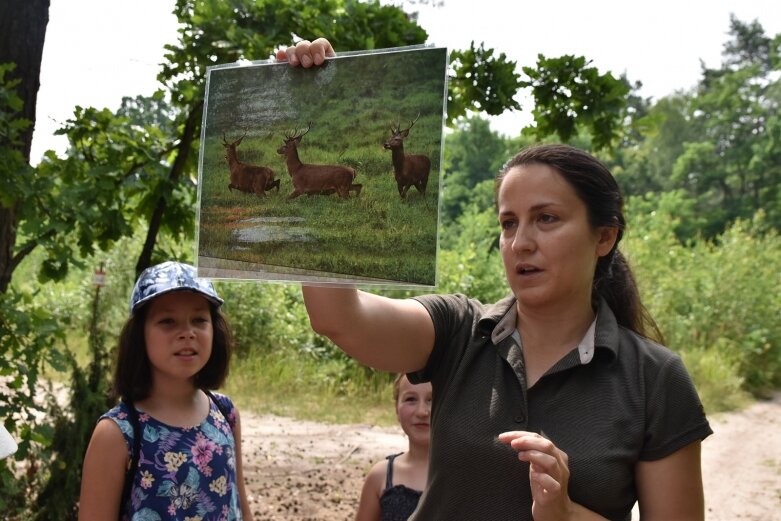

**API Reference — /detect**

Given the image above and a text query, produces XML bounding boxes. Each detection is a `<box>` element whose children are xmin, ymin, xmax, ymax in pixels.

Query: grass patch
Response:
<box><xmin>680</xmin><ymin>347</ymin><xmax>752</xmax><ymax>413</ymax></box>
<box><xmin>223</xmin><ymin>350</ymin><xmax>398</xmax><ymax>426</ymax></box>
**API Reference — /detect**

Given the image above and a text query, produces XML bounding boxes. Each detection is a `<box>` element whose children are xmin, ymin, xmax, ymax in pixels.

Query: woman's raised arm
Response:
<box><xmin>302</xmin><ymin>286</ymin><xmax>434</xmax><ymax>373</ymax></box>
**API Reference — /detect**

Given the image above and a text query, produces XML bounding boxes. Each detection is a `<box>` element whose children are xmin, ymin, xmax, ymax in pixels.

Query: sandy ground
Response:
<box><xmin>239</xmin><ymin>392</ymin><xmax>781</xmax><ymax>520</ymax></box>
<box><xmin>699</xmin><ymin>393</ymin><xmax>781</xmax><ymax>521</ymax></box>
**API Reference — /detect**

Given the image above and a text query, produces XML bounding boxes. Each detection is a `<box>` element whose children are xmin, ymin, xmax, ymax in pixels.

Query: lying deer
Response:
<box><xmin>276</xmin><ymin>123</ymin><xmax>362</xmax><ymax>199</ymax></box>
<box><xmin>383</xmin><ymin>113</ymin><xmax>430</xmax><ymax>198</ymax></box>
<box><xmin>222</xmin><ymin>133</ymin><xmax>280</xmax><ymax>196</ymax></box>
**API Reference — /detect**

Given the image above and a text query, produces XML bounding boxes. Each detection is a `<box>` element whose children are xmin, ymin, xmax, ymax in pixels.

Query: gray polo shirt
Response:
<box><xmin>408</xmin><ymin>293</ymin><xmax>712</xmax><ymax>521</ymax></box>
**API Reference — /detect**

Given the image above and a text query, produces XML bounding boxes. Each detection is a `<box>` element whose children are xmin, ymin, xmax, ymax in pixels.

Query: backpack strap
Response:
<box><xmin>120</xmin><ymin>399</ymin><xmax>142</xmax><ymax>514</ymax></box>
<box><xmin>204</xmin><ymin>389</ymin><xmax>232</xmax><ymax>429</ymax></box>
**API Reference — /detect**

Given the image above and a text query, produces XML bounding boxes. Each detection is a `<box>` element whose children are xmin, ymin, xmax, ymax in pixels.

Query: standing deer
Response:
<box><xmin>222</xmin><ymin>133</ymin><xmax>280</xmax><ymax>196</ymax></box>
<box><xmin>276</xmin><ymin>123</ymin><xmax>362</xmax><ymax>199</ymax></box>
<box><xmin>383</xmin><ymin>113</ymin><xmax>431</xmax><ymax>199</ymax></box>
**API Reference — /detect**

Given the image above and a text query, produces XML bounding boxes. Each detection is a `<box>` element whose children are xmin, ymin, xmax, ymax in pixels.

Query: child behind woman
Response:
<box><xmin>355</xmin><ymin>374</ymin><xmax>431</xmax><ymax>521</ymax></box>
<box><xmin>79</xmin><ymin>261</ymin><xmax>253</xmax><ymax>520</ymax></box>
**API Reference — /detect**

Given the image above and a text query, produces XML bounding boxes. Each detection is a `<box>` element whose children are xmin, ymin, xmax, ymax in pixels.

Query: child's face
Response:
<box><xmin>396</xmin><ymin>376</ymin><xmax>432</xmax><ymax>446</ymax></box>
<box><xmin>143</xmin><ymin>291</ymin><xmax>214</xmax><ymax>386</ymax></box>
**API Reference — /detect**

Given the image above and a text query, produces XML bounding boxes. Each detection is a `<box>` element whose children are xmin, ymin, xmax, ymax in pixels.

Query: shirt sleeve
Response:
<box><xmin>640</xmin><ymin>352</ymin><xmax>713</xmax><ymax>461</ymax></box>
<box><xmin>408</xmin><ymin>293</ymin><xmax>472</xmax><ymax>386</ymax></box>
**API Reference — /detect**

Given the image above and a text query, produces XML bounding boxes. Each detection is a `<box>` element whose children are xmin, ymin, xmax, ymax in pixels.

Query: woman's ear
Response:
<box><xmin>596</xmin><ymin>226</ymin><xmax>619</xmax><ymax>257</ymax></box>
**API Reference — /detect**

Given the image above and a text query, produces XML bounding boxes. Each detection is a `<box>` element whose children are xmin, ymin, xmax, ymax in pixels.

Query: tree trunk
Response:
<box><xmin>135</xmin><ymin>101</ymin><xmax>203</xmax><ymax>276</ymax></box>
<box><xmin>0</xmin><ymin>0</ymin><xmax>51</xmax><ymax>293</ymax></box>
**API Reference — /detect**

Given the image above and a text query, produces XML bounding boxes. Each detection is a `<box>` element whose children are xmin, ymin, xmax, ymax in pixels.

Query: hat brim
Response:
<box><xmin>131</xmin><ymin>287</ymin><xmax>224</xmax><ymax>314</ymax></box>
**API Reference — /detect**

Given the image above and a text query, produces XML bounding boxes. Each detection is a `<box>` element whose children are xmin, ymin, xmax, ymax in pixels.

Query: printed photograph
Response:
<box><xmin>196</xmin><ymin>46</ymin><xmax>448</xmax><ymax>287</ymax></box>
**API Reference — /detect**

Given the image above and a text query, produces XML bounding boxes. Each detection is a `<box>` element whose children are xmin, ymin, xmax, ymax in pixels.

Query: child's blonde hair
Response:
<box><xmin>392</xmin><ymin>373</ymin><xmax>405</xmax><ymax>404</ymax></box>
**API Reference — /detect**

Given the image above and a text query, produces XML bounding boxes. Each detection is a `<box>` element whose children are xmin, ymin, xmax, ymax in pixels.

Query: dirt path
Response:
<box><xmin>239</xmin><ymin>393</ymin><xmax>781</xmax><ymax>520</ymax></box>
<box><xmin>240</xmin><ymin>415</ymin><xmax>406</xmax><ymax>520</ymax></box>
<box><xmin>699</xmin><ymin>392</ymin><xmax>781</xmax><ymax>521</ymax></box>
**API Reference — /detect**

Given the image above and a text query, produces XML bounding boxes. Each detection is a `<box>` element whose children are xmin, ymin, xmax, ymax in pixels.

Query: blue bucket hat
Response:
<box><xmin>129</xmin><ymin>261</ymin><xmax>223</xmax><ymax>314</ymax></box>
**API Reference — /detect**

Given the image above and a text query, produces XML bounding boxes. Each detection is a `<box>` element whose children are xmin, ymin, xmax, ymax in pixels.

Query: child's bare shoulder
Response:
<box><xmin>368</xmin><ymin>457</ymin><xmax>389</xmax><ymax>479</ymax></box>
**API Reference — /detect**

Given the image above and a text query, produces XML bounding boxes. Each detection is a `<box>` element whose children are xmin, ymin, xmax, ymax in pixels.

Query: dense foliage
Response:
<box><xmin>609</xmin><ymin>15</ymin><xmax>781</xmax><ymax>238</ymax></box>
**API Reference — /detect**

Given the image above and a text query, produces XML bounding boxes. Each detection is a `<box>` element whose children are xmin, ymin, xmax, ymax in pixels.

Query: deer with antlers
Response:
<box><xmin>276</xmin><ymin>122</ymin><xmax>362</xmax><ymax>199</ymax></box>
<box><xmin>222</xmin><ymin>133</ymin><xmax>280</xmax><ymax>196</ymax></box>
<box><xmin>383</xmin><ymin>113</ymin><xmax>431</xmax><ymax>199</ymax></box>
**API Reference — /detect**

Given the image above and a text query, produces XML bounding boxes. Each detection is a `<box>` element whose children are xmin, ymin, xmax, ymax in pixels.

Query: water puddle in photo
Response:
<box><xmin>233</xmin><ymin>217</ymin><xmax>314</xmax><ymax>243</ymax></box>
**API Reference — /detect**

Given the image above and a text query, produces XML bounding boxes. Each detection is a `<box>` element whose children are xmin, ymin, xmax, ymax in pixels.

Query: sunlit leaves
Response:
<box><xmin>521</xmin><ymin>54</ymin><xmax>630</xmax><ymax>150</ymax></box>
<box><xmin>448</xmin><ymin>41</ymin><xmax>522</xmax><ymax>125</ymax></box>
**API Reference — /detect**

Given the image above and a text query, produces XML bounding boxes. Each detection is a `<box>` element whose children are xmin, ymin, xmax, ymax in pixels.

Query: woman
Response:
<box><xmin>301</xmin><ymin>143</ymin><xmax>712</xmax><ymax>520</ymax></box>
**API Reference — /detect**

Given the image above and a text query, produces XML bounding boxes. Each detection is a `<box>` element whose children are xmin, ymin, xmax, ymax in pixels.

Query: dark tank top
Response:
<box><xmin>379</xmin><ymin>453</ymin><xmax>423</xmax><ymax>521</ymax></box>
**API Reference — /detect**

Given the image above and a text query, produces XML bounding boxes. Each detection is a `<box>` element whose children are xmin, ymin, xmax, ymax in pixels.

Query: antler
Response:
<box><xmin>222</xmin><ymin>132</ymin><xmax>246</xmax><ymax>146</ymax></box>
<box><xmin>392</xmin><ymin>112</ymin><xmax>421</xmax><ymax>135</ymax></box>
<box><xmin>401</xmin><ymin>112</ymin><xmax>421</xmax><ymax>133</ymax></box>
<box><xmin>285</xmin><ymin>121</ymin><xmax>313</xmax><ymax>141</ymax></box>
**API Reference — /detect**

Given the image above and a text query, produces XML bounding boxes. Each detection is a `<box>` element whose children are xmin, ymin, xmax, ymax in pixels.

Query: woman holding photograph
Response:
<box><xmin>283</xmin><ymin>85</ymin><xmax>712</xmax><ymax>519</ymax></box>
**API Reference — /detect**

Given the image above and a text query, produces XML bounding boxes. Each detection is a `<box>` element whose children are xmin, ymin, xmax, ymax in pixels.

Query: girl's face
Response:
<box><xmin>396</xmin><ymin>376</ymin><xmax>432</xmax><ymax>447</ymax></box>
<box><xmin>497</xmin><ymin>164</ymin><xmax>617</xmax><ymax>313</ymax></box>
<box><xmin>143</xmin><ymin>291</ymin><xmax>213</xmax><ymax>385</ymax></box>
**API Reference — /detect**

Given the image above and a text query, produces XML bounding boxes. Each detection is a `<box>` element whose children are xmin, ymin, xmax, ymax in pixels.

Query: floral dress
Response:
<box><xmin>101</xmin><ymin>393</ymin><xmax>243</xmax><ymax>521</ymax></box>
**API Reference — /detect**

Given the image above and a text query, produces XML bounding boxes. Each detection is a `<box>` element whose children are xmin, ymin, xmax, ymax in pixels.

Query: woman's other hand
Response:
<box><xmin>498</xmin><ymin>430</ymin><xmax>574</xmax><ymax>521</ymax></box>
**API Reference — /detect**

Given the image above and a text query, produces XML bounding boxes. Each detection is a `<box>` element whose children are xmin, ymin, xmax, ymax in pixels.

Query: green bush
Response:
<box><xmin>626</xmin><ymin>194</ymin><xmax>781</xmax><ymax>404</ymax></box>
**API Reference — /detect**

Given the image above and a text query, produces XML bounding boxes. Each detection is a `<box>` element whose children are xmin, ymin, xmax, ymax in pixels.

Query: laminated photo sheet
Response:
<box><xmin>195</xmin><ymin>45</ymin><xmax>448</xmax><ymax>289</ymax></box>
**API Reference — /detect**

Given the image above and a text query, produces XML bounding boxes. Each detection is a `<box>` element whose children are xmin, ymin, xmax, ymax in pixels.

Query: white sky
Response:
<box><xmin>32</xmin><ymin>0</ymin><xmax>781</xmax><ymax>163</ymax></box>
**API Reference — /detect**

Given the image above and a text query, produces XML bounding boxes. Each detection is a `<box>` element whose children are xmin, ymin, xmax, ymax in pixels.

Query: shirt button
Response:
<box><xmin>514</xmin><ymin>415</ymin><xmax>525</xmax><ymax>423</ymax></box>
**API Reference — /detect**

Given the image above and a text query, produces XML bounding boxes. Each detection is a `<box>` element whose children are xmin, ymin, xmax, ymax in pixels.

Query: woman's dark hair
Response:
<box><xmin>111</xmin><ymin>300</ymin><xmax>233</xmax><ymax>402</ymax></box>
<box><xmin>496</xmin><ymin>143</ymin><xmax>663</xmax><ymax>342</ymax></box>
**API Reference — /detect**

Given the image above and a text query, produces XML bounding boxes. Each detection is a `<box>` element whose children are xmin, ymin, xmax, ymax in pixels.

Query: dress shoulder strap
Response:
<box><xmin>384</xmin><ymin>452</ymin><xmax>404</xmax><ymax>489</ymax></box>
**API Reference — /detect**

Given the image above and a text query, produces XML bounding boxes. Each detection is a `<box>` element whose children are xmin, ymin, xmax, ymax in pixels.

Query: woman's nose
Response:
<box><xmin>511</xmin><ymin>223</ymin><xmax>535</xmax><ymax>252</ymax></box>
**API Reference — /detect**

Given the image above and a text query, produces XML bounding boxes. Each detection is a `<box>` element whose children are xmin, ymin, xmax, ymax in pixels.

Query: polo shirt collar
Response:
<box><xmin>479</xmin><ymin>295</ymin><xmax>620</xmax><ymax>362</ymax></box>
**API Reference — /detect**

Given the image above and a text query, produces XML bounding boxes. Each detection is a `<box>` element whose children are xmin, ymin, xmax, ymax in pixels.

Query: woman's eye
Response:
<box><xmin>538</xmin><ymin>214</ymin><xmax>557</xmax><ymax>224</ymax></box>
<box><xmin>500</xmin><ymin>219</ymin><xmax>515</xmax><ymax>230</ymax></box>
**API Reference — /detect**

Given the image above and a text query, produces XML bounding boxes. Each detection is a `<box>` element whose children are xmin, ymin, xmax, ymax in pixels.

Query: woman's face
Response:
<box><xmin>143</xmin><ymin>291</ymin><xmax>213</xmax><ymax>385</ymax></box>
<box><xmin>396</xmin><ymin>376</ymin><xmax>432</xmax><ymax>447</ymax></box>
<box><xmin>497</xmin><ymin>164</ymin><xmax>617</xmax><ymax>313</ymax></box>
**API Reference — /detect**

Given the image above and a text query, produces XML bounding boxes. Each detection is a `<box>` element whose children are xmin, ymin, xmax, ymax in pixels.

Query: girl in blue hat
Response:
<box><xmin>78</xmin><ymin>41</ymin><xmax>332</xmax><ymax>520</ymax></box>
<box><xmin>79</xmin><ymin>261</ymin><xmax>252</xmax><ymax>520</ymax></box>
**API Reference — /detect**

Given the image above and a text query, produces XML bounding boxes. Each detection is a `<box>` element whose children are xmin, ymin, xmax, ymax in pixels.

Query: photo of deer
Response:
<box><xmin>196</xmin><ymin>46</ymin><xmax>447</xmax><ymax>287</ymax></box>
<box><xmin>277</xmin><ymin>123</ymin><xmax>362</xmax><ymax>199</ymax></box>
<box><xmin>384</xmin><ymin>113</ymin><xmax>431</xmax><ymax>199</ymax></box>
<box><xmin>223</xmin><ymin>133</ymin><xmax>280</xmax><ymax>196</ymax></box>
